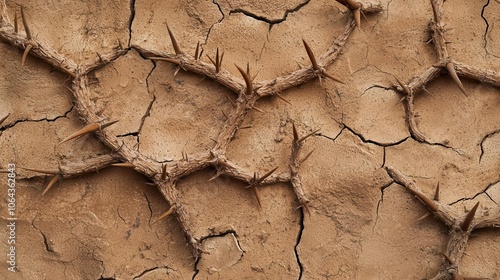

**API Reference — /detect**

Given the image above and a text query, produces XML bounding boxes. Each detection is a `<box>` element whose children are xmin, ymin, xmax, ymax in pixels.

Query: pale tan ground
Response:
<box><xmin>1</xmin><ymin>0</ymin><xmax>500</xmax><ymax>279</ymax></box>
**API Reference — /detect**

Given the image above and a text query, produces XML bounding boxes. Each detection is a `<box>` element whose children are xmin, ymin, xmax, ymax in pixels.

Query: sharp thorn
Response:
<box><xmin>300</xmin><ymin>149</ymin><xmax>315</xmax><ymax>164</ymax></box>
<box><xmin>21</xmin><ymin>44</ymin><xmax>33</xmax><ymax>66</ymax></box>
<box><xmin>299</xmin><ymin>129</ymin><xmax>320</xmax><ymax>143</ymax></box>
<box><xmin>219</xmin><ymin>51</ymin><xmax>224</xmax><ymax>72</ymax></box>
<box><xmin>14</xmin><ymin>10</ymin><xmax>18</xmax><ymax>33</ymax></box>
<box><xmin>253</xmin><ymin>186</ymin><xmax>262</xmax><ymax>210</ymax></box>
<box><xmin>251</xmin><ymin>106</ymin><xmax>264</xmax><ymax>113</ymax></box>
<box><xmin>207</xmin><ymin>54</ymin><xmax>217</xmax><ymax>68</ymax></box>
<box><xmin>235</xmin><ymin>64</ymin><xmax>253</xmax><ymax>95</ymax></box>
<box><xmin>173</xmin><ymin>67</ymin><xmax>180</xmax><ymax>77</ymax></box>
<box><xmin>416</xmin><ymin>212</ymin><xmax>430</xmax><ymax>222</ymax></box>
<box><xmin>275</xmin><ymin>93</ymin><xmax>292</xmax><ymax>105</ymax></box>
<box><xmin>396</xmin><ymin>96</ymin><xmax>405</xmax><ymax>105</ymax></box>
<box><xmin>434</xmin><ymin>182</ymin><xmax>440</xmax><ymax>201</ymax></box>
<box><xmin>225</xmin><ymin>94</ymin><xmax>236</xmax><ymax>108</ymax></box>
<box><xmin>166</xmin><ymin>23</ymin><xmax>182</xmax><ymax>55</ymax></box>
<box><xmin>59</xmin><ymin>123</ymin><xmax>100</xmax><ymax>144</ymax></box>
<box><xmin>292</xmin><ymin>123</ymin><xmax>299</xmax><ymax>142</ymax></box>
<box><xmin>161</xmin><ymin>164</ymin><xmax>167</xmax><ymax>180</ymax></box>
<box><xmin>59</xmin><ymin>121</ymin><xmax>118</xmax><ymax>145</ymax></box>
<box><xmin>194</xmin><ymin>41</ymin><xmax>200</xmax><ymax>60</ymax></box>
<box><xmin>208</xmin><ymin>171</ymin><xmax>221</xmax><ymax>182</ymax></box>
<box><xmin>361</xmin><ymin>9</ymin><xmax>367</xmax><ymax>21</ymax></box>
<box><xmin>101</xmin><ymin>120</ymin><xmax>119</xmax><ymax>129</ymax></box>
<box><xmin>42</xmin><ymin>174</ymin><xmax>62</xmax><ymax>196</ymax></box>
<box><xmin>148</xmin><ymin>57</ymin><xmax>181</xmax><ymax>64</ymax></box>
<box><xmin>239</xmin><ymin>125</ymin><xmax>253</xmax><ymax>129</ymax></box>
<box><xmin>246</xmin><ymin>62</ymin><xmax>250</xmax><ymax>75</ymax></box>
<box><xmin>20</xmin><ymin>6</ymin><xmax>31</xmax><ymax>39</ymax></box>
<box><xmin>322</xmin><ymin>71</ymin><xmax>345</xmax><ymax>84</ymax></box>
<box><xmin>152</xmin><ymin>205</ymin><xmax>176</xmax><ymax>225</ymax></box>
<box><xmin>220</xmin><ymin>109</ymin><xmax>228</xmax><ymax>119</ymax></box>
<box><xmin>414</xmin><ymin>190</ymin><xmax>438</xmax><ymax>212</ymax></box>
<box><xmin>353</xmin><ymin>8</ymin><xmax>361</xmax><ymax>31</ymax></box>
<box><xmin>446</xmin><ymin>62</ymin><xmax>467</xmax><ymax>97</ymax></box>
<box><xmin>255</xmin><ymin>166</ymin><xmax>279</xmax><ymax>185</ymax></box>
<box><xmin>215</xmin><ymin>48</ymin><xmax>220</xmax><ymax>72</ymax></box>
<box><xmin>302</xmin><ymin>39</ymin><xmax>319</xmax><ymax>70</ymax></box>
<box><xmin>460</xmin><ymin>202</ymin><xmax>479</xmax><ymax>231</ymax></box>
<box><xmin>0</xmin><ymin>113</ymin><xmax>9</xmax><ymax>125</ymax></box>
<box><xmin>393</xmin><ymin>75</ymin><xmax>410</xmax><ymax>94</ymax></box>
<box><xmin>111</xmin><ymin>162</ymin><xmax>135</xmax><ymax>168</ymax></box>
<box><xmin>252</xmin><ymin>70</ymin><xmax>260</xmax><ymax>82</ymax></box>
<box><xmin>96</xmin><ymin>52</ymin><xmax>104</xmax><ymax>63</ymax></box>
<box><xmin>19</xmin><ymin>167</ymin><xmax>59</xmax><ymax>175</ymax></box>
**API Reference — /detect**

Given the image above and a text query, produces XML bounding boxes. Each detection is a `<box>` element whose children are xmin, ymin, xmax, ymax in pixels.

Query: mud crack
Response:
<box><xmin>481</xmin><ymin>0</ymin><xmax>490</xmax><ymax>49</ymax></box>
<box><xmin>0</xmin><ymin>106</ymin><xmax>74</xmax><ymax>132</ymax></box>
<box><xmin>128</xmin><ymin>0</ymin><xmax>136</xmax><ymax>47</ymax></box>
<box><xmin>294</xmin><ymin>207</ymin><xmax>304</xmax><ymax>280</ymax></box>
<box><xmin>229</xmin><ymin>0</ymin><xmax>311</xmax><ymax>27</ymax></box>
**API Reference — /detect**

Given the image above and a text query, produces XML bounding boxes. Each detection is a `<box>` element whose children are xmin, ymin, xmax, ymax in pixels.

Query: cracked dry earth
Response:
<box><xmin>1</xmin><ymin>0</ymin><xmax>500</xmax><ymax>279</ymax></box>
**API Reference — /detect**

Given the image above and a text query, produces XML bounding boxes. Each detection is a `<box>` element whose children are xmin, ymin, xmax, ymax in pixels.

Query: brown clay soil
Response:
<box><xmin>1</xmin><ymin>0</ymin><xmax>500</xmax><ymax>279</ymax></box>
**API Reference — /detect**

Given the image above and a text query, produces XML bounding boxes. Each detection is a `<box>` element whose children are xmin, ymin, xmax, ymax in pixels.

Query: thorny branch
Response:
<box><xmin>386</xmin><ymin>166</ymin><xmax>500</xmax><ymax>279</ymax></box>
<box><xmin>1</xmin><ymin>0</ymin><xmax>500</xmax><ymax>278</ymax></box>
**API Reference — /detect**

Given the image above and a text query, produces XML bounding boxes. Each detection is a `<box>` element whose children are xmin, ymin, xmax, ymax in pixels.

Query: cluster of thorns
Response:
<box><xmin>1</xmin><ymin>0</ymin><xmax>500</xmax><ymax>279</ymax></box>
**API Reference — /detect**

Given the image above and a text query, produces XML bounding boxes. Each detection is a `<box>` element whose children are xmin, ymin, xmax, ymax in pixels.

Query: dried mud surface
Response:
<box><xmin>1</xmin><ymin>0</ymin><xmax>500</xmax><ymax>279</ymax></box>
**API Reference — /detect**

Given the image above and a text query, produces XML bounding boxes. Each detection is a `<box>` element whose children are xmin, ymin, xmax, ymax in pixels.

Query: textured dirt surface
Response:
<box><xmin>1</xmin><ymin>0</ymin><xmax>500</xmax><ymax>279</ymax></box>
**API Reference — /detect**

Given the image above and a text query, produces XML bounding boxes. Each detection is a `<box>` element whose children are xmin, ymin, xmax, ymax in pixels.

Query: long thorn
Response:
<box><xmin>101</xmin><ymin>120</ymin><xmax>119</xmax><ymax>129</ymax></box>
<box><xmin>152</xmin><ymin>205</ymin><xmax>176</xmax><ymax>225</ymax></box>
<box><xmin>275</xmin><ymin>93</ymin><xmax>292</xmax><ymax>105</ymax></box>
<box><xmin>59</xmin><ymin>121</ymin><xmax>117</xmax><ymax>144</ymax></box>
<box><xmin>393</xmin><ymin>75</ymin><xmax>410</xmax><ymax>94</ymax></box>
<box><xmin>42</xmin><ymin>174</ymin><xmax>62</xmax><ymax>196</ymax></box>
<box><xmin>251</xmin><ymin>106</ymin><xmax>264</xmax><ymax>113</ymax></box>
<box><xmin>148</xmin><ymin>57</ymin><xmax>181</xmax><ymax>65</ymax></box>
<box><xmin>322</xmin><ymin>71</ymin><xmax>345</xmax><ymax>84</ymax></box>
<box><xmin>0</xmin><ymin>113</ymin><xmax>9</xmax><ymax>125</ymax></box>
<box><xmin>59</xmin><ymin>123</ymin><xmax>100</xmax><ymax>144</ymax></box>
<box><xmin>235</xmin><ymin>64</ymin><xmax>253</xmax><ymax>95</ymax></box>
<box><xmin>300</xmin><ymin>149</ymin><xmax>315</xmax><ymax>164</ymax></box>
<box><xmin>194</xmin><ymin>41</ymin><xmax>200</xmax><ymax>60</ymax></box>
<box><xmin>416</xmin><ymin>212</ymin><xmax>430</xmax><ymax>222</ymax></box>
<box><xmin>161</xmin><ymin>164</ymin><xmax>167</xmax><ymax>180</ymax></box>
<box><xmin>21</xmin><ymin>44</ymin><xmax>33</xmax><ymax>66</ymax></box>
<box><xmin>219</xmin><ymin>52</ymin><xmax>224</xmax><ymax>72</ymax></box>
<box><xmin>14</xmin><ymin>10</ymin><xmax>18</xmax><ymax>33</ymax></box>
<box><xmin>215</xmin><ymin>48</ymin><xmax>220</xmax><ymax>72</ymax></box>
<box><xmin>19</xmin><ymin>167</ymin><xmax>59</xmax><ymax>175</ymax></box>
<box><xmin>302</xmin><ymin>39</ymin><xmax>319</xmax><ymax>70</ymax></box>
<box><xmin>299</xmin><ymin>129</ymin><xmax>320</xmax><ymax>143</ymax></box>
<box><xmin>292</xmin><ymin>123</ymin><xmax>299</xmax><ymax>142</ymax></box>
<box><xmin>20</xmin><ymin>6</ymin><xmax>31</xmax><ymax>39</ymax></box>
<box><xmin>446</xmin><ymin>62</ymin><xmax>467</xmax><ymax>97</ymax></box>
<box><xmin>166</xmin><ymin>23</ymin><xmax>182</xmax><ymax>54</ymax></box>
<box><xmin>414</xmin><ymin>190</ymin><xmax>438</xmax><ymax>212</ymax></box>
<box><xmin>207</xmin><ymin>54</ymin><xmax>217</xmax><ymax>68</ymax></box>
<box><xmin>253</xmin><ymin>186</ymin><xmax>262</xmax><ymax>209</ymax></box>
<box><xmin>208</xmin><ymin>171</ymin><xmax>222</xmax><ymax>182</ymax></box>
<box><xmin>353</xmin><ymin>8</ymin><xmax>361</xmax><ymax>31</ymax></box>
<box><xmin>111</xmin><ymin>162</ymin><xmax>135</xmax><ymax>168</ymax></box>
<box><xmin>255</xmin><ymin>166</ymin><xmax>279</xmax><ymax>185</ymax></box>
<box><xmin>225</xmin><ymin>94</ymin><xmax>236</xmax><ymax>108</ymax></box>
<box><xmin>434</xmin><ymin>183</ymin><xmax>440</xmax><ymax>201</ymax></box>
<box><xmin>460</xmin><ymin>202</ymin><xmax>479</xmax><ymax>231</ymax></box>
